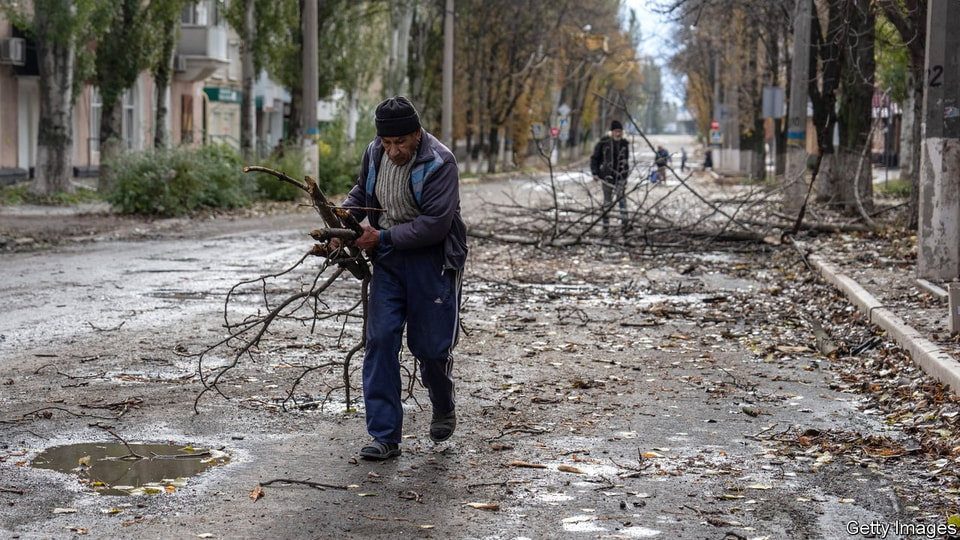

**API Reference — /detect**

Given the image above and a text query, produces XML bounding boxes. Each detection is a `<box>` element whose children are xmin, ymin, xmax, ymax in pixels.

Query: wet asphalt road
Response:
<box><xmin>0</xmin><ymin>158</ymin><xmax>951</xmax><ymax>539</ymax></box>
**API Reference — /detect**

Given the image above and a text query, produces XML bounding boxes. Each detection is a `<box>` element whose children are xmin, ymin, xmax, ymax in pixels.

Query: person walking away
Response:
<box><xmin>680</xmin><ymin>147</ymin><xmax>688</xmax><ymax>172</ymax></box>
<box><xmin>655</xmin><ymin>145</ymin><xmax>670</xmax><ymax>183</ymax></box>
<box><xmin>333</xmin><ymin>96</ymin><xmax>468</xmax><ymax>460</ymax></box>
<box><xmin>590</xmin><ymin>120</ymin><xmax>631</xmax><ymax>234</ymax></box>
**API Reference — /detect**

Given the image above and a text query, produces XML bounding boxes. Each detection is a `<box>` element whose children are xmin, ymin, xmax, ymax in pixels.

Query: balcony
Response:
<box><xmin>175</xmin><ymin>24</ymin><xmax>229</xmax><ymax>82</ymax></box>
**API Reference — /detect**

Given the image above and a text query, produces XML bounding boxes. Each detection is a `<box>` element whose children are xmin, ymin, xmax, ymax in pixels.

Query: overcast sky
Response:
<box><xmin>623</xmin><ymin>0</ymin><xmax>667</xmax><ymax>57</ymax></box>
<box><xmin>623</xmin><ymin>0</ymin><xmax>684</xmax><ymax>106</ymax></box>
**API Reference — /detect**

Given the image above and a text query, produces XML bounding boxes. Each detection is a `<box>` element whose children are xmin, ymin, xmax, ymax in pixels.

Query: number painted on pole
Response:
<box><xmin>928</xmin><ymin>65</ymin><xmax>943</xmax><ymax>88</ymax></box>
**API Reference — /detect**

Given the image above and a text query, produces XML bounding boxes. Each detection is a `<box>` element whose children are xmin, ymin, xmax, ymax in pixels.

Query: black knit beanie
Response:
<box><xmin>610</xmin><ymin>120</ymin><xmax>623</xmax><ymax>131</ymax></box>
<box><xmin>375</xmin><ymin>96</ymin><xmax>421</xmax><ymax>137</ymax></box>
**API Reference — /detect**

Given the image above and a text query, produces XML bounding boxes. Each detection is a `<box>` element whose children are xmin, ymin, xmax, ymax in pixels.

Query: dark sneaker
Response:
<box><xmin>359</xmin><ymin>441</ymin><xmax>401</xmax><ymax>460</ymax></box>
<box><xmin>430</xmin><ymin>409</ymin><xmax>457</xmax><ymax>442</ymax></box>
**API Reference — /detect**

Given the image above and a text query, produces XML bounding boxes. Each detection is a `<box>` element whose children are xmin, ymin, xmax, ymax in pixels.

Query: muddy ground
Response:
<box><xmin>2</xmin><ymin>168</ymin><xmax>960</xmax><ymax>540</ymax></box>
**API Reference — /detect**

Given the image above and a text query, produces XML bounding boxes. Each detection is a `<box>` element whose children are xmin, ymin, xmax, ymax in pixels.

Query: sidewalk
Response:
<box><xmin>809</xmin><ymin>254</ymin><xmax>960</xmax><ymax>393</ymax></box>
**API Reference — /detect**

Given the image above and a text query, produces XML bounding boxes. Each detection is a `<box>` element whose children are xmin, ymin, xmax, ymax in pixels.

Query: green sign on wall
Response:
<box><xmin>204</xmin><ymin>87</ymin><xmax>242</xmax><ymax>103</ymax></box>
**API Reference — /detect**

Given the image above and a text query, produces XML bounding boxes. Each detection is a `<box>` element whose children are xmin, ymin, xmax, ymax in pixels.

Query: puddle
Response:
<box><xmin>31</xmin><ymin>442</ymin><xmax>230</xmax><ymax>496</ymax></box>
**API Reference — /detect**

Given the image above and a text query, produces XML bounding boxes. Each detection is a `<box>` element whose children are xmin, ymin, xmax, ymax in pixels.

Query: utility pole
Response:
<box><xmin>442</xmin><ymin>0</ymin><xmax>454</xmax><ymax>150</ymax></box>
<box><xmin>917</xmin><ymin>0</ymin><xmax>960</xmax><ymax>280</ymax></box>
<box><xmin>302</xmin><ymin>0</ymin><xmax>319</xmax><ymax>181</ymax></box>
<box><xmin>784</xmin><ymin>0</ymin><xmax>811</xmax><ymax>216</ymax></box>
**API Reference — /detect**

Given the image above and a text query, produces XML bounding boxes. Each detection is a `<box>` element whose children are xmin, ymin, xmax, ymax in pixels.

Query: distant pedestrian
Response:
<box><xmin>655</xmin><ymin>145</ymin><xmax>670</xmax><ymax>183</ymax></box>
<box><xmin>680</xmin><ymin>147</ymin><xmax>688</xmax><ymax>172</ymax></box>
<box><xmin>590</xmin><ymin>120</ymin><xmax>631</xmax><ymax>235</ymax></box>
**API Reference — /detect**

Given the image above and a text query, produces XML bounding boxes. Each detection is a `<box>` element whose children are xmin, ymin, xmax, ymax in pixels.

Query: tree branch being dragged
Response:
<box><xmin>190</xmin><ymin>167</ymin><xmax>371</xmax><ymax>413</ymax></box>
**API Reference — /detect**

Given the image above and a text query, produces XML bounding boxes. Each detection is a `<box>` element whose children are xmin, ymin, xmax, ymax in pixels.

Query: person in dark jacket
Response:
<box><xmin>654</xmin><ymin>145</ymin><xmax>670</xmax><ymax>183</ymax></box>
<box><xmin>336</xmin><ymin>96</ymin><xmax>467</xmax><ymax>460</ymax></box>
<box><xmin>590</xmin><ymin>120</ymin><xmax>631</xmax><ymax>234</ymax></box>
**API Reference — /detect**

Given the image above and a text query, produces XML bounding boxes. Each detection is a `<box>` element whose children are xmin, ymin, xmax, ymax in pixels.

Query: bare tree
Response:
<box><xmin>876</xmin><ymin>0</ymin><xmax>926</xmax><ymax>229</ymax></box>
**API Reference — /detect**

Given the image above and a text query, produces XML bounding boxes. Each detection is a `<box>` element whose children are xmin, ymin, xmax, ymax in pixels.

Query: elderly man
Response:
<box><xmin>337</xmin><ymin>96</ymin><xmax>468</xmax><ymax>460</ymax></box>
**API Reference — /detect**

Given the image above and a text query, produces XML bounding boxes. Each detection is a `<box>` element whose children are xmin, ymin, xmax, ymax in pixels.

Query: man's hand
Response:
<box><xmin>327</xmin><ymin>224</ymin><xmax>378</xmax><ymax>251</ymax></box>
<box><xmin>353</xmin><ymin>224</ymin><xmax>380</xmax><ymax>251</ymax></box>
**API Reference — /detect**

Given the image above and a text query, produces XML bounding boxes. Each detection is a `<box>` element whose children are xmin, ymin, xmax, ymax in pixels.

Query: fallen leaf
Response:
<box><xmin>463</xmin><ymin>502</ymin><xmax>500</xmax><ymax>511</ymax></box>
<box><xmin>399</xmin><ymin>490</ymin><xmax>421</xmax><ymax>502</ymax></box>
<box><xmin>53</xmin><ymin>508</ymin><xmax>77</xmax><ymax>514</ymax></box>
<box><xmin>776</xmin><ymin>345</ymin><xmax>811</xmax><ymax>353</ymax></box>
<box><xmin>197</xmin><ymin>534</ymin><xmax>215</xmax><ymax>539</ymax></box>
<box><xmin>249</xmin><ymin>486</ymin><xmax>265</xmax><ymax>501</ymax></box>
<box><xmin>557</xmin><ymin>465</ymin><xmax>585</xmax><ymax>474</ymax></box>
<box><xmin>508</xmin><ymin>461</ymin><xmax>547</xmax><ymax>469</ymax></box>
<box><xmin>562</xmin><ymin>515</ymin><xmax>596</xmax><ymax>523</ymax></box>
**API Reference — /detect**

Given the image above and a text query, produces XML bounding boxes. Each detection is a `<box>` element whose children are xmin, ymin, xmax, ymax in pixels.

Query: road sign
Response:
<box><xmin>762</xmin><ymin>86</ymin><xmax>786</xmax><ymax>118</ymax></box>
<box><xmin>550</xmin><ymin>127</ymin><xmax>560</xmax><ymax>138</ymax></box>
<box><xmin>558</xmin><ymin>116</ymin><xmax>570</xmax><ymax>141</ymax></box>
<box><xmin>531</xmin><ymin>123</ymin><xmax>545</xmax><ymax>139</ymax></box>
<box><xmin>710</xmin><ymin>119</ymin><xmax>720</xmax><ymax>131</ymax></box>
<box><xmin>710</xmin><ymin>129</ymin><xmax>722</xmax><ymax>145</ymax></box>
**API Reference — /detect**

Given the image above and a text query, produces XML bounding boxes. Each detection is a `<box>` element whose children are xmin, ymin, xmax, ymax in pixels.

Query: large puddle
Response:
<box><xmin>31</xmin><ymin>442</ymin><xmax>230</xmax><ymax>496</ymax></box>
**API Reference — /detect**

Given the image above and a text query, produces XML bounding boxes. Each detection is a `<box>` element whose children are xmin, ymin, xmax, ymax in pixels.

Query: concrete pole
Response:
<box><xmin>442</xmin><ymin>0</ymin><xmax>454</xmax><ymax>150</ymax></box>
<box><xmin>783</xmin><ymin>0</ymin><xmax>812</xmax><ymax>216</ymax></box>
<box><xmin>302</xmin><ymin>0</ymin><xmax>320</xmax><ymax>181</ymax></box>
<box><xmin>917</xmin><ymin>0</ymin><xmax>960</xmax><ymax>280</ymax></box>
<box><xmin>711</xmin><ymin>54</ymin><xmax>721</xmax><ymax>169</ymax></box>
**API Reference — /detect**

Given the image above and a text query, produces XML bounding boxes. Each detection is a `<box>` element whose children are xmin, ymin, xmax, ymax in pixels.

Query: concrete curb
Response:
<box><xmin>810</xmin><ymin>255</ymin><xmax>960</xmax><ymax>392</ymax></box>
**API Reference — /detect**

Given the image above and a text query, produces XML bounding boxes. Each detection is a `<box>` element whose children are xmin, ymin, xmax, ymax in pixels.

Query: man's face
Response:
<box><xmin>381</xmin><ymin>131</ymin><xmax>420</xmax><ymax>166</ymax></box>
<box><xmin>611</xmin><ymin>129</ymin><xmax>623</xmax><ymax>140</ymax></box>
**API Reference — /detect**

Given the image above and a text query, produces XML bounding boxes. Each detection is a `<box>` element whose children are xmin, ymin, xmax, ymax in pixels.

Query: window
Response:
<box><xmin>90</xmin><ymin>88</ymin><xmax>101</xmax><ymax>153</ymax></box>
<box><xmin>123</xmin><ymin>88</ymin><xmax>136</xmax><ymax>150</ymax></box>
<box><xmin>182</xmin><ymin>1</ymin><xmax>226</xmax><ymax>26</ymax></box>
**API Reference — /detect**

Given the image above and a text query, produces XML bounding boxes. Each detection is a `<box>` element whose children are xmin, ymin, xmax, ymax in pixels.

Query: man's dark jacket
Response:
<box><xmin>590</xmin><ymin>136</ymin><xmax>630</xmax><ymax>181</ymax></box>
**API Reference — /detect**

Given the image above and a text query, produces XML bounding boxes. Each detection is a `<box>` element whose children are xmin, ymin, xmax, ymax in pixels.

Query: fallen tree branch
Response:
<box><xmin>259</xmin><ymin>478</ymin><xmax>349</xmax><ymax>490</ymax></box>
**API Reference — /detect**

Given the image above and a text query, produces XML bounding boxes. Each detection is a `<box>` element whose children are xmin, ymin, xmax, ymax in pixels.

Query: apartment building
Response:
<box><xmin>0</xmin><ymin>0</ymin><xmax>290</xmax><ymax>185</ymax></box>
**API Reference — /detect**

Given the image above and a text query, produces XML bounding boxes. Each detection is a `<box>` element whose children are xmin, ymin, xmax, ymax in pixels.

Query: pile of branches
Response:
<box><xmin>468</xmin><ymin>109</ymin><xmax>892</xmax><ymax>254</ymax></box>
<box><xmin>189</xmin><ymin>167</ymin><xmax>371</xmax><ymax>413</ymax></box>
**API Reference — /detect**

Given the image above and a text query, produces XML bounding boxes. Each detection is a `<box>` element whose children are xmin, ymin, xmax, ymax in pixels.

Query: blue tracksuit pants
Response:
<box><xmin>363</xmin><ymin>244</ymin><xmax>462</xmax><ymax>444</ymax></box>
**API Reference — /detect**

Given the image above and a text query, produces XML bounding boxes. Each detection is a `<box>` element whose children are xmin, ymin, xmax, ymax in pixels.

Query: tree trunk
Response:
<box><xmin>836</xmin><ymin>0</ymin><xmax>876</xmax><ymax>214</ymax></box>
<box><xmin>387</xmin><ymin>3</ymin><xmax>413</xmax><ymax>97</ymax></box>
<box><xmin>240</xmin><ymin>0</ymin><xmax>256</xmax><ymax>161</ymax></box>
<box><xmin>32</xmin><ymin>5</ymin><xmax>76</xmax><ymax>196</ymax></box>
<box><xmin>345</xmin><ymin>89</ymin><xmax>359</xmax><ymax>151</ymax></box>
<box><xmin>905</xmin><ymin>77</ymin><xmax>922</xmax><ymax>230</ymax></box>
<box><xmin>486</xmin><ymin>126</ymin><xmax>498</xmax><ymax>174</ymax></box>
<box><xmin>154</xmin><ymin>14</ymin><xmax>178</xmax><ymax>149</ymax></box>
<box><xmin>97</xmin><ymin>99</ymin><xmax>124</xmax><ymax>194</ymax></box>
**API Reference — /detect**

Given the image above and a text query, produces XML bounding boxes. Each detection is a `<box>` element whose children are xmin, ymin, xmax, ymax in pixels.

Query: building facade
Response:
<box><xmin>0</xmin><ymin>0</ymin><xmax>290</xmax><ymax>186</ymax></box>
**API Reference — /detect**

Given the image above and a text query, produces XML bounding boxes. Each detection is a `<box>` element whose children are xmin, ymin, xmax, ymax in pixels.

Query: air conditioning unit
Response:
<box><xmin>0</xmin><ymin>37</ymin><xmax>25</xmax><ymax>66</ymax></box>
<box><xmin>173</xmin><ymin>54</ymin><xmax>187</xmax><ymax>73</ymax></box>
